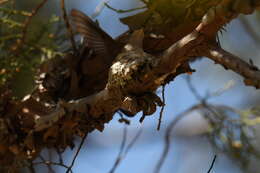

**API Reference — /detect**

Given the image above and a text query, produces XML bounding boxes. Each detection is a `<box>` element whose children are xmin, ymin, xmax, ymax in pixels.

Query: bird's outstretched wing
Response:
<box><xmin>71</xmin><ymin>9</ymin><xmax>118</xmax><ymax>58</ymax></box>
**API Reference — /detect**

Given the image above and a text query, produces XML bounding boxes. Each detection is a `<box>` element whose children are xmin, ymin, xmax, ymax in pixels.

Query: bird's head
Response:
<box><xmin>123</xmin><ymin>29</ymin><xmax>144</xmax><ymax>52</ymax></box>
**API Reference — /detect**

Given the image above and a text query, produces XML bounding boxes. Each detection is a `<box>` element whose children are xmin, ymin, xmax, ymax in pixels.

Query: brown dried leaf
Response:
<box><xmin>0</xmin><ymin>144</ymin><xmax>7</xmax><ymax>154</ymax></box>
<box><xmin>43</xmin><ymin>125</ymin><xmax>59</xmax><ymax>142</ymax></box>
<box><xmin>62</xmin><ymin>120</ymin><xmax>77</xmax><ymax>134</ymax></box>
<box><xmin>24</xmin><ymin>132</ymin><xmax>35</xmax><ymax>150</ymax></box>
<box><xmin>9</xmin><ymin>145</ymin><xmax>20</xmax><ymax>155</ymax></box>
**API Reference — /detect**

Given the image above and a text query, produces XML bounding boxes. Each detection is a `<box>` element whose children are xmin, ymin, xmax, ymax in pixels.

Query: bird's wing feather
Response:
<box><xmin>71</xmin><ymin>9</ymin><xmax>116</xmax><ymax>57</ymax></box>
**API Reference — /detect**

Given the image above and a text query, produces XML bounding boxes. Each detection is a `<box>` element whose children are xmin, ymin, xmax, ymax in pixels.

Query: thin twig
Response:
<box><xmin>39</xmin><ymin>154</ymin><xmax>55</xmax><ymax>173</ymax></box>
<box><xmin>92</xmin><ymin>0</ymin><xmax>111</xmax><ymax>18</ymax></box>
<box><xmin>186</xmin><ymin>75</ymin><xmax>204</xmax><ymax>101</ymax></box>
<box><xmin>157</xmin><ymin>85</ymin><xmax>166</xmax><ymax>131</ymax></box>
<box><xmin>34</xmin><ymin>161</ymin><xmax>70</xmax><ymax>170</ymax></box>
<box><xmin>109</xmin><ymin>127</ymin><xmax>142</xmax><ymax>173</ymax></box>
<box><xmin>105</xmin><ymin>3</ymin><xmax>146</xmax><ymax>13</ymax></box>
<box><xmin>154</xmin><ymin>105</ymin><xmax>202</xmax><ymax>173</ymax></box>
<box><xmin>56</xmin><ymin>148</ymin><xmax>64</xmax><ymax>165</ymax></box>
<box><xmin>15</xmin><ymin>0</ymin><xmax>48</xmax><ymax>52</ymax></box>
<box><xmin>60</xmin><ymin>0</ymin><xmax>77</xmax><ymax>53</ymax></box>
<box><xmin>207</xmin><ymin>155</ymin><xmax>217</xmax><ymax>173</ymax></box>
<box><xmin>66</xmin><ymin>133</ymin><xmax>88</xmax><ymax>173</ymax></box>
<box><xmin>186</xmin><ymin>75</ymin><xmax>231</xmax><ymax>118</ymax></box>
<box><xmin>186</xmin><ymin>74</ymin><xmax>235</xmax><ymax>122</ymax></box>
<box><xmin>109</xmin><ymin>125</ymin><xmax>128</xmax><ymax>173</ymax></box>
<box><xmin>48</xmin><ymin>150</ymin><xmax>54</xmax><ymax>173</ymax></box>
<box><xmin>123</xmin><ymin>128</ymin><xmax>142</xmax><ymax>156</ymax></box>
<box><xmin>117</xmin><ymin>111</ymin><xmax>131</xmax><ymax>125</ymax></box>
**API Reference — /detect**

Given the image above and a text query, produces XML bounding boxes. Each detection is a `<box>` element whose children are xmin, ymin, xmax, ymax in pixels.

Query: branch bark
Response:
<box><xmin>203</xmin><ymin>45</ymin><xmax>260</xmax><ymax>88</ymax></box>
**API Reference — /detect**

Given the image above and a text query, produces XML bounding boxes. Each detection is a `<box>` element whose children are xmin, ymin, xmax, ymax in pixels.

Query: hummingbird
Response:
<box><xmin>70</xmin><ymin>9</ymin><xmax>124</xmax><ymax>97</ymax></box>
<box><xmin>71</xmin><ymin>9</ymin><xmax>163</xmax><ymax>118</ymax></box>
<box><xmin>71</xmin><ymin>9</ymin><xmax>144</xmax><ymax>117</ymax></box>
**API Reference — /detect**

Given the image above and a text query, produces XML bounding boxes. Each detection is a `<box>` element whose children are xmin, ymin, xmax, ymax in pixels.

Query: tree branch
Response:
<box><xmin>203</xmin><ymin>44</ymin><xmax>260</xmax><ymax>88</ymax></box>
<box><xmin>154</xmin><ymin>105</ymin><xmax>202</xmax><ymax>173</ymax></box>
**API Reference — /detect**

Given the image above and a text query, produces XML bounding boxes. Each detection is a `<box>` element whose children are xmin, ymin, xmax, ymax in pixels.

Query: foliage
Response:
<box><xmin>0</xmin><ymin>1</ymin><xmax>64</xmax><ymax>97</ymax></box>
<box><xmin>205</xmin><ymin>105</ymin><xmax>260</xmax><ymax>168</ymax></box>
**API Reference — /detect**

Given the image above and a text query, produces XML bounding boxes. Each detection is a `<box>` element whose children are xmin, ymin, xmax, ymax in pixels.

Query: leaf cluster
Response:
<box><xmin>0</xmin><ymin>1</ymin><xmax>64</xmax><ymax>97</ymax></box>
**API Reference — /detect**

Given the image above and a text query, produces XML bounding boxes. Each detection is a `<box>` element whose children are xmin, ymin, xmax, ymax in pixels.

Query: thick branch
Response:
<box><xmin>203</xmin><ymin>45</ymin><xmax>260</xmax><ymax>88</ymax></box>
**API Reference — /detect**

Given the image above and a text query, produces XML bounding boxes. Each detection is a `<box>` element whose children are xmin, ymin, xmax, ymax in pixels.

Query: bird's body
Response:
<box><xmin>71</xmin><ymin>10</ymin><xmax>161</xmax><ymax>117</ymax></box>
<box><xmin>41</xmin><ymin>9</ymin><xmax>187</xmax><ymax>118</ymax></box>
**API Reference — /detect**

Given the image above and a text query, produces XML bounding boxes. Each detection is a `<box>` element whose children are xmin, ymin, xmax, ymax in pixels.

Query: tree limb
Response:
<box><xmin>203</xmin><ymin>44</ymin><xmax>260</xmax><ymax>88</ymax></box>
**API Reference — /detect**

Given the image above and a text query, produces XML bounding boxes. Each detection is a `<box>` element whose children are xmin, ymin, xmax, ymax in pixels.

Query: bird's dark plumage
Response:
<box><xmin>71</xmin><ymin>9</ymin><xmax>121</xmax><ymax>61</ymax></box>
<box><xmin>70</xmin><ymin>9</ymin><xmax>144</xmax><ymax>117</ymax></box>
